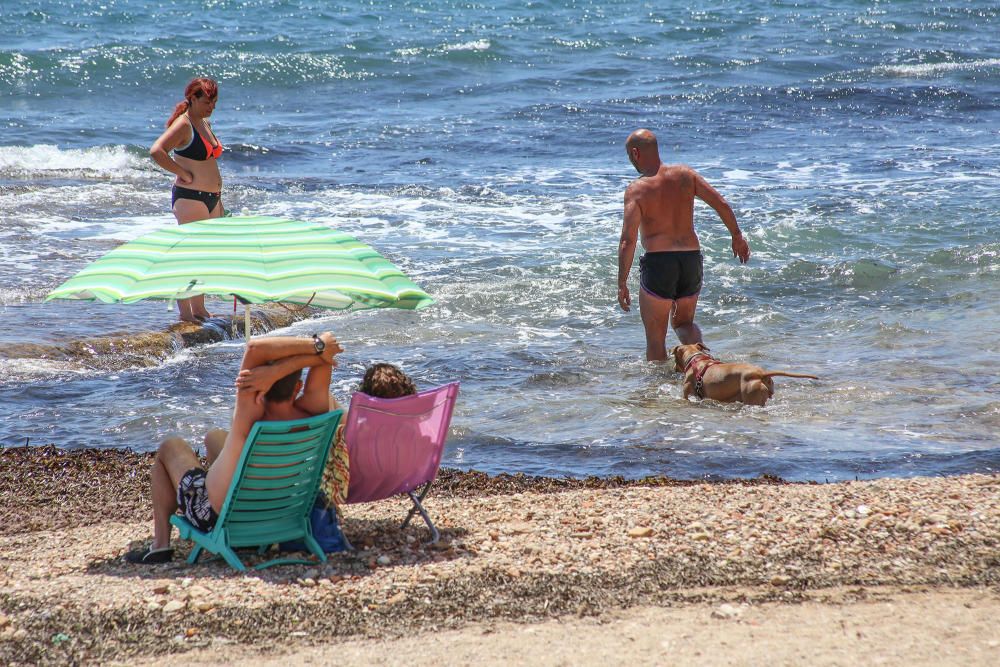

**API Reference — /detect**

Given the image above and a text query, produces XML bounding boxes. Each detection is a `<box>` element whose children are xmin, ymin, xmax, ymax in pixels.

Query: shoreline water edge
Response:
<box><xmin>1</xmin><ymin>446</ymin><xmax>997</xmax><ymax>665</ymax></box>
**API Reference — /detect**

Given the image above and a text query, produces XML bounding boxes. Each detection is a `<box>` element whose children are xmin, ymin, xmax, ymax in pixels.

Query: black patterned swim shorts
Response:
<box><xmin>177</xmin><ymin>468</ymin><xmax>219</xmax><ymax>532</ymax></box>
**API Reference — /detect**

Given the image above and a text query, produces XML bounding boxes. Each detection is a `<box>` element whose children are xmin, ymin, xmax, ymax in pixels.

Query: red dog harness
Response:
<box><xmin>683</xmin><ymin>351</ymin><xmax>722</xmax><ymax>399</ymax></box>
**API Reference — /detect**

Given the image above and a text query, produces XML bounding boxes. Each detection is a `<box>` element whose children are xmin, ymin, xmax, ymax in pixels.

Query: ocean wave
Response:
<box><xmin>768</xmin><ymin>258</ymin><xmax>902</xmax><ymax>292</ymax></box>
<box><xmin>549</xmin><ymin>37</ymin><xmax>605</xmax><ymax>50</ymax></box>
<box><xmin>393</xmin><ymin>38</ymin><xmax>493</xmax><ymax>61</ymax></box>
<box><xmin>1</xmin><ymin>46</ymin><xmax>369</xmax><ymax>90</ymax></box>
<box><xmin>225</xmin><ymin>143</ymin><xmax>273</xmax><ymax>156</ymax></box>
<box><xmin>0</xmin><ymin>184</ymin><xmax>168</xmax><ymax>230</ymax></box>
<box><xmin>627</xmin><ymin>81</ymin><xmax>991</xmax><ymax>120</ymax></box>
<box><xmin>208</xmin><ymin>50</ymin><xmax>368</xmax><ymax>84</ymax></box>
<box><xmin>0</xmin><ymin>144</ymin><xmax>153</xmax><ymax>180</ymax></box>
<box><xmin>0</xmin><ymin>286</ymin><xmax>54</xmax><ymax>303</ymax></box>
<box><xmin>0</xmin><ymin>358</ymin><xmax>91</xmax><ymax>384</ymax></box>
<box><xmin>872</xmin><ymin>58</ymin><xmax>1000</xmax><ymax>78</ymax></box>
<box><xmin>440</xmin><ymin>39</ymin><xmax>491</xmax><ymax>53</ymax></box>
<box><xmin>926</xmin><ymin>243</ymin><xmax>1000</xmax><ymax>270</ymax></box>
<box><xmin>831</xmin><ymin>259</ymin><xmax>901</xmax><ymax>289</ymax></box>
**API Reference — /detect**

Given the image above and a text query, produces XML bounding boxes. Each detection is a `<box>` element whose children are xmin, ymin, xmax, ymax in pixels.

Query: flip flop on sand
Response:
<box><xmin>124</xmin><ymin>546</ymin><xmax>174</xmax><ymax>564</ymax></box>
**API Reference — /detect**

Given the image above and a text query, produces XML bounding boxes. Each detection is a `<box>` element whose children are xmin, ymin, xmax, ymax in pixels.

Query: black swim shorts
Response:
<box><xmin>177</xmin><ymin>468</ymin><xmax>219</xmax><ymax>532</ymax></box>
<box><xmin>639</xmin><ymin>250</ymin><xmax>703</xmax><ymax>301</ymax></box>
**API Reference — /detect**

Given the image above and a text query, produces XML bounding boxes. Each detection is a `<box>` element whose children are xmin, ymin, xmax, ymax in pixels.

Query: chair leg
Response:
<box><xmin>303</xmin><ymin>533</ymin><xmax>329</xmax><ymax>564</ymax></box>
<box><xmin>341</xmin><ymin>531</ymin><xmax>355</xmax><ymax>551</ymax></box>
<box><xmin>217</xmin><ymin>545</ymin><xmax>248</xmax><ymax>571</ymax></box>
<box><xmin>187</xmin><ymin>544</ymin><xmax>204</xmax><ymax>565</ymax></box>
<box><xmin>404</xmin><ymin>485</ymin><xmax>440</xmax><ymax>544</ymax></box>
<box><xmin>402</xmin><ymin>481</ymin><xmax>432</xmax><ymax>528</ymax></box>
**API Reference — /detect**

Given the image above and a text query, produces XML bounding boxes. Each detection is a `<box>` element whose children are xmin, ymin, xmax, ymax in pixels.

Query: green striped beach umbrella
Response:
<box><xmin>46</xmin><ymin>215</ymin><xmax>434</xmax><ymax>335</ymax></box>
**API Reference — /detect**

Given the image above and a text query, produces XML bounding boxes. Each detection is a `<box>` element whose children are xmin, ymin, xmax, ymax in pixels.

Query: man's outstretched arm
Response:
<box><xmin>618</xmin><ymin>189</ymin><xmax>642</xmax><ymax>312</ymax></box>
<box><xmin>693</xmin><ymin>172</ymin><xmax>750</xmax><ymax>264</ymax></box>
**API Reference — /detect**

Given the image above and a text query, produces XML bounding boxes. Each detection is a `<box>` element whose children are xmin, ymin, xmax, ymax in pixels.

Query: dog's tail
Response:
<box><xmin>762</xmin><ymin>371</ymin><xmax>819</xmax><ymax>380</ymax></box>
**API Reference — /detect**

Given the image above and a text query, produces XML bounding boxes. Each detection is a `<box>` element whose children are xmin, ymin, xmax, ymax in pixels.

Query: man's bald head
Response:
<box><xmin>625</xmin><ymin>129</ymin><xmax>661</xmax><ymax>175</ymax></box>
<box><xmin>626</xmin><ymin>129</ymin><xmax>658</xmax><ymax>153</ymax></box>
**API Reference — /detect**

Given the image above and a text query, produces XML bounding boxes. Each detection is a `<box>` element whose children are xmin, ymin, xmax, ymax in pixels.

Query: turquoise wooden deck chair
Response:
<box><xmin>170</xmin><ymin>409</ymin><xmax>343</xmax><ymax>571</ymax></box>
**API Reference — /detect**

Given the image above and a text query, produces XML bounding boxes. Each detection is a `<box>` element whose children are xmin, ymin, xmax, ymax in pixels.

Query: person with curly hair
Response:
<box><xmin>359</xmin><ymin>362</ymin><xmax>418</xmax><ymax>398</ymax></box>
<box><xmin>322</xmin><ymin>363</ymin><xmax>417</xmax><ymax>508</ymax></box>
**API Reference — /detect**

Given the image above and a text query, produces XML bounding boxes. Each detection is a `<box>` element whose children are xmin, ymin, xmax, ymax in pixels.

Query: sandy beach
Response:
<box><xmin>1</xmin><ymin>446</ymin><xmax>998</xmax><ymax>665</ymax></box>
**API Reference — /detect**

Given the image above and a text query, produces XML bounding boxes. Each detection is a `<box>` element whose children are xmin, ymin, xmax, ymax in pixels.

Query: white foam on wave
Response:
<box><xmin>722</xmin><ymin>169</ymin><xmax>754</xmax><ymax>181</ymax></box>
<box><xmin>394</xmin><ymin>47</ymin><xmax>423</xmax><ymax>57</ymax></box>
<box><xmin>491</xmin><ymin>165</ymin><xmax>613</xmax><ymax>191</ymax></box>
<box><xmin>225</xmin><ymin>51</ymin><xmax>365</xmax><ymax>82</ymax></box>
<box><xmin>0</xmin><ymin>358</ymin><xmax>90</xmax><ymax>381</ymax></box>
<box><xmin>0</xmin><ymin>286</ymin><xmax>50</xmax><ymax>302</ymax></box>
<box><xmin>0</xmin><ymin>182</ymin><xmax>164</xmax><ymax>220</ymax></box>
<box><xmin>739</xmin><ymin>160</ymin><xmax>856</xmax><ymax>188</ymax></box>
<box><xmin>85</xmin><ymin>214</ymin><xmax>177</xmax><ymax>241</ymax></box>
<box><xmin>873</xmin><ymin>58</ymin><xmax>1000</xmax><ymax>78</ymax></box>
<box><xmin>0</xmin><ymin>181</ymin><xmax>172</xmax><ymax>256</ymax></box>
<box><xmin>394</xmin><ymin>39</ymin><xmax>491</xmax><ymax>59</ymax></box>
<box><xmin>730</xmin><ymin>144</ymin><xmax>998</xmax><ymax>199</ymax></box>
<box><xmin>253</xmin><ymin>180</ymin><xmax>610</xmax><ymax>256</ymax></box>
<box><xmin>551</xmin><ymin>37</ymin><xmax>603</xmax><ymax>49</ymax></box>
<box><xmin>0</xmin><ymin>213</ymin><xmax>90</xmax><ymax>234</ymax></box>
<box><xmin>440</xmin><ymin>39</ymin><xmax>491</xmax><ymax>53</ymax></box>
<box><xmin>0</xmin><ymin>144</ymin><xmax>152</xmax><ymax>179</ymax></box>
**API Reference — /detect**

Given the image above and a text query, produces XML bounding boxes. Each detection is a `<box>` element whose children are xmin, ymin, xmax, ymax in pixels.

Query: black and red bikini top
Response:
<box><xmin>174</xmin><ymin>116</ymin><xmax>223</xmax><ymax>161</ymax></box>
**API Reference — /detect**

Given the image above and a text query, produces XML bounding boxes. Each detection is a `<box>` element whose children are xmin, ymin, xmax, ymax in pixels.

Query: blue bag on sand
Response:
<box><xmin>279</xmin><ymin>494</ymin><xmax>348</xmax><ymax>554</ymax></box>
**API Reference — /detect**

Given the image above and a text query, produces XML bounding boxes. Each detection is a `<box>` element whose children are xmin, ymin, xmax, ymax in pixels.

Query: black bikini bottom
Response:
<box><xmin>172</xmin><ymin>185</ymin><xmax>221</xmax><ymax>214</ymax></box>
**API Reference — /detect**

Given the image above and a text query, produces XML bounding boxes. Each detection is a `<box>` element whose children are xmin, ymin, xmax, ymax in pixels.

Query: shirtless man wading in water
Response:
<box><xmin>617</xmin><ymin>129</ymin><xmax>751</xmax><ymax>361</ymax></box>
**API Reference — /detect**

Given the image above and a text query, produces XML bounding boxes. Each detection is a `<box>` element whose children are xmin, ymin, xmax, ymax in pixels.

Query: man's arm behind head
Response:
<box><xmin>294</xmin><ymin>332</ymin><xmax>342</xmax><ymax>415</ymax></box>
<box><xmin>241</xmin><ymin>335</ymin><xmax>322</xmax><ymax>371</ymax></box>
<box><xmin>236</xmin><ymin>332</ymin><xmax>342</xmax><ymax>415</ymax></box>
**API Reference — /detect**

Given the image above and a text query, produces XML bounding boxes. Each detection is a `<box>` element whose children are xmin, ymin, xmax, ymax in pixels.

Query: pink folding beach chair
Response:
<box><xmin>343</xmin><ymin>382</ymin><xmax>459</xmax><ymax>544</ymax></box>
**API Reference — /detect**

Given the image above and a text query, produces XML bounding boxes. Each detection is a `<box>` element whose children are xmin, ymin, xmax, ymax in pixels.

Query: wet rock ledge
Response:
<box><xmin>0</xmin><ymin>307</ymin><xmax>312</xmax><ymax>370</ymax></box>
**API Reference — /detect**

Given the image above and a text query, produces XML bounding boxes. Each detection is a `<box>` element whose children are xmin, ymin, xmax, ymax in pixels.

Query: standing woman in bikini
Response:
<box><xmin>149</xmin><ymin>77</ymin><xmax>224</xmax><ymax>322</ymax></box>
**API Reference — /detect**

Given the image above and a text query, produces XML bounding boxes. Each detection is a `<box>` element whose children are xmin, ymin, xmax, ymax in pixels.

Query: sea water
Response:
<box><xmin>1</xmin><ymin>1</ymin><xmax>998</xmax><ymax>481</ymax></box>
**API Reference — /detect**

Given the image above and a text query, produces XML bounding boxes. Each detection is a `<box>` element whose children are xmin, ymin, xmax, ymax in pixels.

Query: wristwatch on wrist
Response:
<box><xmin>312</xmin><ymin>333</ymin><xmax>325</xmax><ymax>355</ymax></box>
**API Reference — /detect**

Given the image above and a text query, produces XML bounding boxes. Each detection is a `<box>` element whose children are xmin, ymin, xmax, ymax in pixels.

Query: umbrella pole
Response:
<box><xmin>245</xmin><ymin>303</ymin><xmax>251</xmax><ymax>341</ymax></box>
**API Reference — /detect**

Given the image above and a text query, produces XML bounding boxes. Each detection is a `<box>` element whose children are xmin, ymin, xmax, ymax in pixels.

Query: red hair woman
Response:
<box><xmin>149</xmin><ymin>77</ymin><xmax>225</xmax><ymax>322</ymax></box>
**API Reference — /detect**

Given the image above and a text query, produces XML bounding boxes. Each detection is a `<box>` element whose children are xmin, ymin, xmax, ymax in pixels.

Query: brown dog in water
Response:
<box><xmin>670</xmin><ymin>343</ymin><xmax>819</xmax><ymax>406</ymax></box>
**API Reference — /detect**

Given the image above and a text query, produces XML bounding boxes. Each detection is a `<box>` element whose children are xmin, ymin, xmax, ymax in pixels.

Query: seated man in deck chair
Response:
<box><xmin>125</xmin><ymin>332</ymin><xmax>343</xmax><ymax>564</ymax></box>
